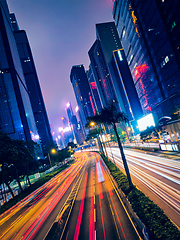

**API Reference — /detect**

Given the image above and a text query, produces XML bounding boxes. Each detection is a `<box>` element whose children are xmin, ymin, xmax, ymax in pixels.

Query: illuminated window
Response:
<box><xmin>128</xmin><ymin>54</ymin><xmax>134</xmax><ymax>65</ymax></box>
<box><xmin>118</xmin><ymin>50</ymin><xmax>123</xmax><ymax>61</ymax></box>
<box><xmin>160</xmin><ymin>56</ymin><xmax>169</xmax><ymax>68</ymax></box>
<box><xmin>122</xmin><ymin>28</ymin><xmax>126</xmax><ymax>38</ymax></box>
<box><xmin>171</xmin><ymin>21</ymin><xmax>176</xmax><ymax>30</ymax></box>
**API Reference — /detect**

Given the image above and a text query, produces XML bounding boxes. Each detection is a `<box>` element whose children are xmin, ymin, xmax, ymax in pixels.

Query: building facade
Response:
<box><xmin>70</xmin><ymin>65</ymin><xmax>94</xmax><ymax>132</ymax></box>
<box><xmin>88</xmin><ymin>39</ymin><xmax>117</xmax><ymax>109</ymax></box>
<box><xmin>89</xmin><ymin>22</ymin><xmax>143</xmax><ymax>130</ymax></box>
<box><xmin>0</xmin><ymin>0</ymin><xmax>42</xmax><ymax>151</ymax></box>
<box><xmin>86</xmin><ymin>65</ymin><xmax>102</xmax><ymax>115</ymax></box>
<box><xmin>13</xmin><ymin>27</ymin><xmax>53</xmax><ymax>156</ymax></box>
<box><xmin>112</xmin><ymin>0</ymin><xmax>180</xmax><ymax>124</ymax></box>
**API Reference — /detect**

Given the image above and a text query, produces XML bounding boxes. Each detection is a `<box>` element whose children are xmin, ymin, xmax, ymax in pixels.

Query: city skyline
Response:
<box><xmin>7</xmin><ymin>0</ymin><xmax>113</xmax><ymax>132</ymax></box>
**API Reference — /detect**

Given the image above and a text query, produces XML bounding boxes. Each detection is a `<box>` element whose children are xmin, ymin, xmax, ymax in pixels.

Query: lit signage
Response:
<box><xmin>137</xmin><ymin>113</ymin><xmax>155</xmax><ymax>131</ymax></box>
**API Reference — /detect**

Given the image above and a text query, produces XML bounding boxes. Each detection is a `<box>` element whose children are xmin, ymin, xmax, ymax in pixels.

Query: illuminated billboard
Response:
<box><xmin>137</xmin><ymin>113</ymin><xmax>155</xmax><ymax>131</ymax></box>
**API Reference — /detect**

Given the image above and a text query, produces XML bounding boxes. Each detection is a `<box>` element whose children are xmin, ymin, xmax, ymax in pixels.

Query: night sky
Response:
<box><xmin>7</xmin><ymin>0</ymin><xmax>113</xmax><ymax>132</ymax></box>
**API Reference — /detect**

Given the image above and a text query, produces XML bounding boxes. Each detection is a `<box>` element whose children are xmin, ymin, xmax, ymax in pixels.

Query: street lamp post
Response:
<box><xmin>48</xmin><ymin>153</ymin><xmax>52</xmax><ymax>169</ymax></box>
<box><xmin>48</xmin><ymin>149</ymin><xmax>56</xmax><ymax>169</ymax></box>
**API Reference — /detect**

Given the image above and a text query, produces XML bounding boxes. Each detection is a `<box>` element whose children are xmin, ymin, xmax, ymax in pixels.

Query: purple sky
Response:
<box><xmin>8</xmin><ymin>0</ymin><xmax>113</xmax><ymax>132</ymax></box>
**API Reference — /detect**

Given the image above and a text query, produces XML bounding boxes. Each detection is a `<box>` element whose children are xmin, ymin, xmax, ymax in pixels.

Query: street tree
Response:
<box><xmin>87</xmin><ymin>102</ymin><xmax>133</xmax><ymax>188</ymax></box>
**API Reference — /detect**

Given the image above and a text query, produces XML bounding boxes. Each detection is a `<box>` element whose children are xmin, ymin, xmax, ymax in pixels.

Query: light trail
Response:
<box><xmin>0</xmin><ymin>154</ymin><xmax>87</xmax><ymax>240</ymax></box>
<box><xmin>100</xmin><ymin>158</ymin><xmax>127</xmax><ymax>240</ymax></box>
<box><xmin>73</xmin><ymin>172</ymin><xmax>88</xmax><ymax>240</ymax></box>
<box><xmin>89</xmin><ymin>170</ymin><xmax>95</xmax><ymax>240</ymax></box>
<box><xmin>126</xmin><ymin>155</ymin><xmax>180</xmax><ymax>184</ymax></box>
<box><xmin>107</xmin><ymin>148</ymin><xmax>180</xmax><ymax>214</ymax></box>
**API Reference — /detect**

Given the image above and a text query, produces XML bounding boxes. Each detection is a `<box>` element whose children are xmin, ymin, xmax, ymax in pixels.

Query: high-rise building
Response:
<box><xmin>75</xmin><ymin>106</ymin><xmax>85</xmax><ymax>142</ymax></box>
<box><xmin>71</xmin><ymin>114</ymin><xmax>84</xmax><ymax>145</ymax></box>
<box><xmin>0</xmin><ymin>0</ymin><xmax>42</xmax><ymax>153</ymax></box>
<box><xmin>86</xmin><ymin>65</ymin><xmax>102</xmax><ymax>115</ymax></box>
<box><xmin>61</xmin><ymin>116</ymin><xmax>69</xmax><ymax>128</ymax></box>
<box><xmin>112</xmin><ymin>0</ymin><xmax>180</xmax><ymax>123</ymax></box>
<box><xmin>65</xmin><ymin>102</ymin><xmax>74</xmax><ymax>124</ymax></box>
<box><xmin>88</xmin><ymin>39</ymin><xmax>118</xmax><ymax>109</ymax></box>
<box><xmin>89</xmin><ymin>22</ymin><xmax>143</xmax><ymax>129</ymax></box>
<box><xmin>9</xmin><ymin>13</ymin><xmax>53</xmax><ymax>156</ymax></box>
<box><xmin>70</xmin><ymin>65</ymin><xmax>94</xmax><ymax>132</ymax></box>
<box><xmin>65</xmin><ymin>102</ymin><xmax>79</xmax><ymax>144</ymax></box>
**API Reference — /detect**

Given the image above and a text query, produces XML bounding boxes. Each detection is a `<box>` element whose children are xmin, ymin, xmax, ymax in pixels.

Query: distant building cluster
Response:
<box><xmin>1</xmin><ymin>0</ymin><xmax>180</xmax><ymax>153</ymax></box>
<box><xmin>70</xmin><ymin>0</ymin><xmax>180</xmax><ymax>144</ymax></box>
<box><xmin>0</xmin><ymin>0</ymin><xmax>53</xmax><ymax>158</ymax></box>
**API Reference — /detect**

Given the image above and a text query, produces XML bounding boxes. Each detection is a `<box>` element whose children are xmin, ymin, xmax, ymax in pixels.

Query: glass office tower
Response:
<box><xmin>86</xmin><ymin>65</ymin><xmax>102</xmax><ymax>115</ymax></box>
<box><xmin>0</xmin><ymin>0</ymin><xmax>40</xmax><ymax>146</ymax></box>
<box><xmin>89</xmin><ymin>22</ymin><xmax>143</xmax><ymax>126</ymax></box>
<box><xmin>70</xmin><ymin>65</ymin><xmax>94</xmax><ymax>131</ymax></box>
<box><xmin>13</xmin><ymin>23</ymin><xmax>53</xmax><ymax>156</ymax></box>
<box><xmin>113</xmin><ymin>0</ymin><xmax>180</xmax><ymax>123</ymax></box>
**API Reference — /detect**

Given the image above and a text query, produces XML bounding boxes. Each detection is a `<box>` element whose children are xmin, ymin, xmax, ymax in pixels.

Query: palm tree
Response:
<box><xmin>85</xmin><ymin>127</ymin><xmax>104</xmax><ymax>154</ymax></box>
<box><xmin>88</xmin><ymin>102</ymin><xmax>133</xmax><ymax>188</ymax></box>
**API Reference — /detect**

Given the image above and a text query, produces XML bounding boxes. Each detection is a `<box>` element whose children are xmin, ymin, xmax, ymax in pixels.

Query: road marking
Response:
<box><xmin>94</xmin><ymin>209</ymin><xmax>96</xmax><ymax>223</ymax></box>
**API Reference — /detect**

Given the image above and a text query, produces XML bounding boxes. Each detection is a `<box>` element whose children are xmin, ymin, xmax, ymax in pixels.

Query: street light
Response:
<box><xmin>48</xmin><ymin>149</ymin><xmax>56</xmax><ymax>169</ymax></box>
<box><xmin>51</xmin><ymin>149</ymin><xmax>56</xmax><ymax>154</ymax></box>
<box><xmin>90</xmin><ymin>122</ymin><xmax>95</xmax><ymax>127</ymax></box>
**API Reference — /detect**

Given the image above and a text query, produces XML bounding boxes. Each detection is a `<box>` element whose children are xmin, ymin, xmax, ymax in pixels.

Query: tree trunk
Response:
<box><xmin>4</xmin><ymin>181</ymin><xmax>15</xmax><ymax>199</ymax></box>
<box><xmin>97</xmin><ymin>135</ymin><xmax>104</xmax><ymax>154</ymax></box>
<box><xmin>113</xmin><ymin>123</ymin><xmax>133</xmax><ymax>188</ymax></box>
<box><xmin>26</xmin><ymin>165</ymin><xmax>31</xmax><ymax>186</ymax></box>
<box><xmin>16</xmin><ymin>168</ymin><xmax>23</xmax><ymax>192</ymax></box>
<box><xmin>27</xmin><ymin>175</ymin><xmax>31</xmax><ymax>186</ymax></box>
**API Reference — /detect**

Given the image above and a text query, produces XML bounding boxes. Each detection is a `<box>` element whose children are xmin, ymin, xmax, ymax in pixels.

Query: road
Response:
<box><xmin>106</xmin><ymin>147</ymin><xmax>180</xmax><ymax>228</ymax></box>
<box><xmin>0</xmin><ymin>156</ymin><xmax>86</xmax><ymax>240</ymax></box>
<box><xmin>61</xmin><ymin>152</ymin><xmax>140</xmax><ymax>240</ymax></box>
<box><xmin>0</xmin><ymin>152</ymin><xmax>141</xmax><ymax>240</ymax></box>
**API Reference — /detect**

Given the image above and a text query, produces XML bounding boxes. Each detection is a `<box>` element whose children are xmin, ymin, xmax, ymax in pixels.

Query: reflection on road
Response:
<box><xmin>0</xmin><ymin>152</ymin><xmax>141</xmax><ymax>240</ymax></box>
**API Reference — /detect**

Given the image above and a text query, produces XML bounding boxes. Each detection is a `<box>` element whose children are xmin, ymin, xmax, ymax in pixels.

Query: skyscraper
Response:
<box><xmin>0</xmin><ymin>0</ymin><xmax>41</xmax><ymax>151</ymax></box>
<box><xmin>88</xmin><ymin>39</ymin><xmax>118</xmax><ymax>109</ymax></box>
<box><xmin>10</xmin><ymin>13</ymin><xmax>53</xmax><ymax>156</ymax></box>
<box><xmin>65</xmin><ymin>102</ymin><xmax>74</xmax><ymax>124</ymax></box>
<box><xmin>70</xmin><ymin>65</ymin><xmax>94</xmax><ymax>132</ymax></box>
<box><xmin>86</xmin><ymin>65</ymin><xmax>102</xmax><ymax>115</ymax></box>
<box><xmin>112</xmin><ymin>0</ymin><xmax>180</xmax><ymax>124</ymax></box>
<box><xmin>89</xmin><ymin>22</ymin><xmax>143</xmax><ymax>129</ymax></box>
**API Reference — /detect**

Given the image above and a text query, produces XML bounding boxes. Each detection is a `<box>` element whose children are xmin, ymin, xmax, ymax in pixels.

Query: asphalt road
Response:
<box><xmin>0</xmin><ymin>156</ymin><xmax>86</xmax><ymax>240</ymax></box>
<box><xmin>62</xmin><ymin>152</ymin><xmax>140</xmax><ymax>240</ymax></box>
<box><xmin>106</xmin><ymin>147</ymin><xmax>180</xmax><ymax>228</ymax></box>
<box><xmin>0</xmin><ymin>152</ymin><xmax>141</xmax><ymax>240</ymax></box>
